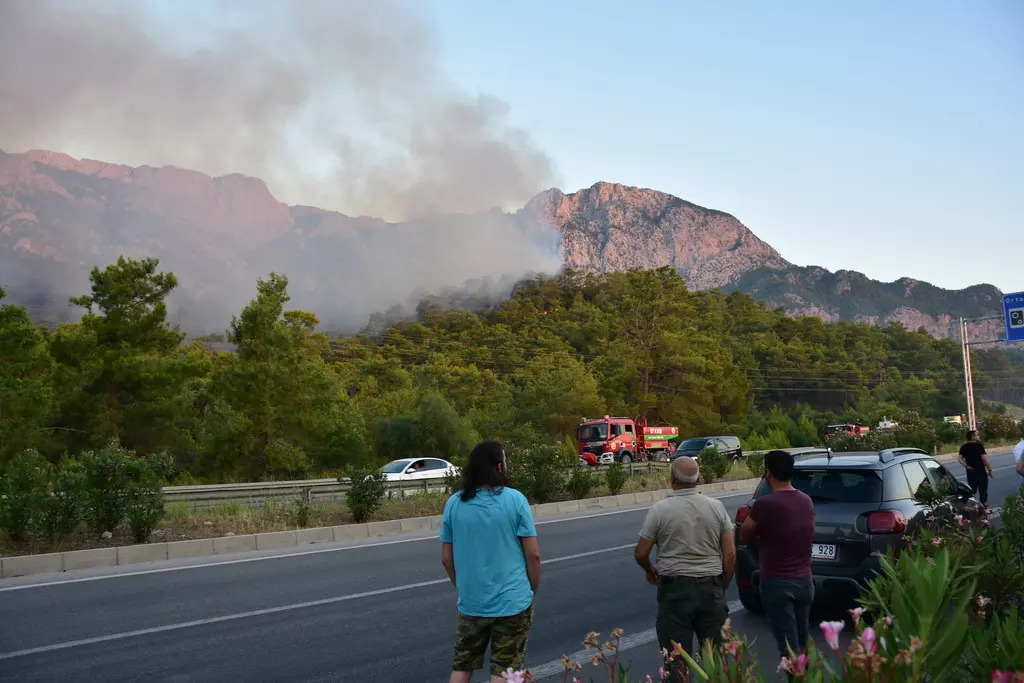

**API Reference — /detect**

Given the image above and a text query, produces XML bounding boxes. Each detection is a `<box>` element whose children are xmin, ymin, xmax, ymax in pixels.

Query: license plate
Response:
<box><xmin>811</xmin><ymin>543</ymin><xmax>837</xmax><ymax>560</ymax></box>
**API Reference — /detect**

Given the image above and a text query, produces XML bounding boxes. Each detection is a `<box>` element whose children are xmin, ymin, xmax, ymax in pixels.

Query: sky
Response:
<box><xmin>2</xmin><ymin>0</ymin><xmax>1021</xmax><ymax>294</ymax></box>
<box><xmin>424</xmin><ymin>0</ymin><xmax>1024</xmax><ymax>292</ymax></box>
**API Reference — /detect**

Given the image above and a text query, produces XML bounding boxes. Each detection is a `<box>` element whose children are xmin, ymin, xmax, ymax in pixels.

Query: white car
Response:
<box><xmin>378</xmin><ymin>457</ymin><xmax>458</xmax><ymax>482</ymax></box>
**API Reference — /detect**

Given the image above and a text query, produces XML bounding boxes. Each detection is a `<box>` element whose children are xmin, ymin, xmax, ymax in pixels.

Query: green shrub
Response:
<box><xmin>344</xmin><ymin>467</ymin><xmax>387</xmax><ymax>522</ymax></box>
<box><xmin>293</xmin><ymin>487</ymin><xmax>312</xmax><ymax>528</ymax></box>
<box><xmin>981</xmin><ymin>413</ymin><xmax>1020</xmax><ymax>442</ymax></box>
<box><xmin>124</xmin><ymin>486</ymin><xmax>165</xmax><ymax>543</ymax></box>
<box><xmin>566</xmin><ymin>465</ymin><xmax>595</xmax><ymax>500</ymax></box>
<box><xmin>81</xmin><ymin>441</ymin><xmax>135</xmax><ymax>533</ymax></box>
<box><xmin>763</xmin><ymin>428</ymin><xmax>792</xmax><ymax>450</ymax></box>
<box><xmin>36</xmin><ymin>458</ymin><xmax>86</xmax><ymax>542</ymax></box>
<box><xmin>506</xmin><ymin>443</ymin><xmax>569</xmax><ymax>503</ymax></box>
<box><xmin>0</xmin><ymin>450</ymin><xmax>50</xmax><ymax>541</ymax></box>
<box><xmin>80</xmin><ymin>441</ymin><xmax>171</xmax><ymax>535</ymax></box>
<box><xmin>893</xmin><ymin>410</ymin><xmax>938</xmax><ymax>452</ymax></box>
<box><xmin>746</xmin><ymin>451</ymin><xmax>765</xmax><ymax>479</ymax></box>
<box><xmin>742</xmin><ymin>433</ymin><xmax>768</xmax><ymax>452</ymax></box>
<box><xmin>604</xmin><ymin>462</ymin><xmax>628</xmax><ymax>496</ymax></box>
<box><xmin>697</xmin><ymin>446</ymin><xmax>730</xmax><ymax>484</ymax></box>
<box><xmin>936</xmin><ymin>419</ymin><xmax>965</xmax><ymax>447</ymax></box>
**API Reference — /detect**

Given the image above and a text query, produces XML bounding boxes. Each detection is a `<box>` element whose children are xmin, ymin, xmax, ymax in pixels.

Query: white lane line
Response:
<box><xmin>0</xmin><ymin>543</ymin><xmax>636</xmax><ymax>660</ymax></box>
<box><xmin>523</xmin><ymin>600</ymin><xmax>746</xmax><ymax>681</ymax></box>
<box><xmin>0</xmin><ymin>490</ymin><xmax>755</xmax><ymax>593</ymax></box>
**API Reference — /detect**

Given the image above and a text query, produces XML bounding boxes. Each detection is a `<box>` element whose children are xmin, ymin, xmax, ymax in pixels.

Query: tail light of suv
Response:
<box><xmin>867</xmin><ymin>510</ymin><xmax>907</xmax><ymax>534</ymax></box>
<box><xmin>735</xmin><ymin>505</ymin><xmax>751</xmax><ymax>525</ymax></box>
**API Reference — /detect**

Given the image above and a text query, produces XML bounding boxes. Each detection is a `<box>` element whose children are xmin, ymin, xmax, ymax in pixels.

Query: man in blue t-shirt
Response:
<box><xmin>441</xmin><ymin>441</ymin><xmax>541</xmax><ymax>683</ymax></box>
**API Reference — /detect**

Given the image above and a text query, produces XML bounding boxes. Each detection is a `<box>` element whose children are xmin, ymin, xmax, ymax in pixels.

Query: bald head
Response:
<box><xmin>671</xmin><ymin>456</ymin><xmax>700</xmax><ymax>488</ymax></box>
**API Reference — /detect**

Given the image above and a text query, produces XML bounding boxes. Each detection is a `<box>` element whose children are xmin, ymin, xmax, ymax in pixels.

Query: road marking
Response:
<box><xmin>0</xmin><ymin>490</ymin><xmax>755</xmax><ymax>593</ymax></box>
<box><xmin>522</xmin><ymin>600</ymin><xmax>746</xmax><ymax>681</ymax></box>
<box><xmin>0</xmin><ymin>543</ymin><xmax>636</xmax><ymax>660</ymax></box>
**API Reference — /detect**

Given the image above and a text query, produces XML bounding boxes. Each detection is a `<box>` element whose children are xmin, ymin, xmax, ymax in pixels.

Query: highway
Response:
<box><xmin>0</xmin><ymin>449</ymin><xmax>1019</xmax><ymax>682</ymax></box>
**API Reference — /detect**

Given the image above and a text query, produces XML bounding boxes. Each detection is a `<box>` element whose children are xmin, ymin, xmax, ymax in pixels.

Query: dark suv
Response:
<box><xmin>733</xmin><ymin>447</ymin><xmax>977</xmax><ymax>613</ymax></box>
<box><xmin>672</xmin><ymin>436</ymin><xmax>743</xmax><ymax>462</ymax></box>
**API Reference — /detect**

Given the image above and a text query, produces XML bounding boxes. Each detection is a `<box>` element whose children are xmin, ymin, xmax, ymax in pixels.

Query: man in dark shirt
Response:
<box><xmin>958</xmin><ymin>430</ymin><xmax>993</xmax><ymax>507</ymax></box>
<box><xmin>739</xmin><ymin>450</ymin><xmax>815</xmax><ymax>663</ymax></box>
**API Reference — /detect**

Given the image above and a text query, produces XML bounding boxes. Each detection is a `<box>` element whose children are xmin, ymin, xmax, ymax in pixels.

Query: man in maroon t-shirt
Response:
<box><xmin>740</xmin><ymin>450</ymin><xmax>815</xmax><ymax>663</ymax></box>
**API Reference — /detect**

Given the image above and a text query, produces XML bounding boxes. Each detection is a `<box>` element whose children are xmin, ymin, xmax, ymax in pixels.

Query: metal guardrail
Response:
<box><xmin>163</xmin><ymin>462</ymin><xmax>674</xmax><ymax>509</ymax></box>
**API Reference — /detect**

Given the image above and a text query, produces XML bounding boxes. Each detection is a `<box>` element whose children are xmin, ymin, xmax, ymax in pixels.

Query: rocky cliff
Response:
<box><xmin>0</xmin><ymin>149</ymin><xmax>1006</xmax><ymax>337</ymax></box>
<box><xmin>523</xmin><ymin>182</ymin><xmax>790</xmax><ymax>289</ymax></box>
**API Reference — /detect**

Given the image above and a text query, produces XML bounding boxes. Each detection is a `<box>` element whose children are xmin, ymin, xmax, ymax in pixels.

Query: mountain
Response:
<box><xmin>0</xmin><ymin>149</ymin><xmax>1006</xmax><ymax>338</ymax></box>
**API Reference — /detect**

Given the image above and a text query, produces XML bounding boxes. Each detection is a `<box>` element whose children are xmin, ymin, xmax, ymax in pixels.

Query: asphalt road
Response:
<box><xmin>0</xmin><ymin>449</ymin><xmax>1019</xmax><ymax>682</ymax></box>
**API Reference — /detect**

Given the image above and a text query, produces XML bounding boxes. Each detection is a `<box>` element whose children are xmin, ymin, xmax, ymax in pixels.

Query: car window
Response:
<box><xmin>791</xmin><ymin>469</ymin><xmax>883</xmax><ymax>503</ymax></box>
<box><xmin>753</xmin><ymin>469</ymin><xmax>882</xmax><ymax>502</ymax></box>
<box><xmin>423</xmin><ymin>459</ymin><xmax>449</xmax><ymax>471</ymax></box>
<box><xmin>678</xmin><ymin>438</ymin><xmax>707</xmax><ymax>451</ymax></box>
<box><xmin>380</xmin><ymin>460</ymin><xmax>412</xmax><ymax>474</ymax></box>
<box><xmin>883</xmin><ymin>465</ymin><xmax>912</xmax><ymax>501</ymax></box>
<box><xmin>920</xmin><ymin>460</ymin><xmax>956</xmax><ymax>492</ymax></box>
<box><xmin>902</xmin><ymin>461</ymin><xmax>930</xmax><ymax>499</ymax></box>
<box><xmin>624</xmin><ymin>424</ymin><xmax>634</xmax><ymax>433</ymax></box>
<box><xmin>578</xmin><ymin>424</ymin><xmax>607</xmax><ymax>441</ymax></box>
<box><xmin>611</xmin><ymin>424</ymin><xmax>622</xmax><ymax>437</ymax></box>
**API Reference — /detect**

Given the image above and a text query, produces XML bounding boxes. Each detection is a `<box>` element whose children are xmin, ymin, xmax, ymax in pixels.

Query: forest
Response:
<box><xmin>2</xmin><ymin>256</ymin><xmax>1023</xmax><ymax>483</ymax></box>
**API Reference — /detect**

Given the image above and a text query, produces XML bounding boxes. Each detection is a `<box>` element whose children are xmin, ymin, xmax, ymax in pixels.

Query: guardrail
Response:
<box><xmin>163</xmin><ymin>461</ymin><xmax>673</xmax><ymax>509</ymax></box>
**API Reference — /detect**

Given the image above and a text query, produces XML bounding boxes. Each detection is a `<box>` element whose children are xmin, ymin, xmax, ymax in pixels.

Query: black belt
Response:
<box><xmin>661</xmin><ymin>575</ymin><xmax>720</xmax><ymax>585</ymax></box>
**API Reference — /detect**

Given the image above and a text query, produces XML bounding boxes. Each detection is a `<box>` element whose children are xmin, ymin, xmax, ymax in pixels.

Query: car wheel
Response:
<box><xmin>739</xmin><ymin>586</ymin><xmax>763</xmax><ymax>614</ymax></box>
<box><xmin>620</xmin><ymin>452</ymin><xmax>632</xmax><ymax>464</ymax></box>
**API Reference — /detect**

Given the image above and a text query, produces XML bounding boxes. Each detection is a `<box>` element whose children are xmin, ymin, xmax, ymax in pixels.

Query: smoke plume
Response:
<box><xmin>0</xmin><ymin>0</ymin><xmax>563</xmax><ymax>331</ymax></box>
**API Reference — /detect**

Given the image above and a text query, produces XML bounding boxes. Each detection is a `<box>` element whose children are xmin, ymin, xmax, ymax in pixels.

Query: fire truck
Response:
<box><xmin>576</xmin><ymin>415</ymin><xmax>680</xmax><ymax>465</ymax></box>
<box><xmin>825</xmin><ymin>423</ymin><xmax>871</xmax><ymax>439</ymax></box>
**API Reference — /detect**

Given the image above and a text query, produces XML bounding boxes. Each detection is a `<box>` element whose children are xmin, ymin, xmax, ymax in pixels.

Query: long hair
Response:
<box><xmin>460</xmin><ymin>440</ymin><xmax>508</xmax><ymax>502</ymax></box>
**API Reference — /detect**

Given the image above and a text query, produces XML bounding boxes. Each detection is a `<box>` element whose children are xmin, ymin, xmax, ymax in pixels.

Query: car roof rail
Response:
<box><xmin>878</xmin><ymin>447</ymin><xmax>929</xmax><ymax>463</ymax></box>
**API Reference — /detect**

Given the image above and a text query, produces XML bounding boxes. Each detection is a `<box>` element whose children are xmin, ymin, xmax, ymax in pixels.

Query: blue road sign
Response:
<box><xmin>1005</xmin><ymin>291</ymin><xmax>1024</xmax><ymax>342</ymax></box>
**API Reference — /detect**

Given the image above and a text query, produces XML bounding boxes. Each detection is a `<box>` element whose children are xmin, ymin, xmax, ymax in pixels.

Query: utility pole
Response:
<box><xmin>959</xmin><ymin>317</ymin><xmax>977</xmax><ymax>431</ymax></box>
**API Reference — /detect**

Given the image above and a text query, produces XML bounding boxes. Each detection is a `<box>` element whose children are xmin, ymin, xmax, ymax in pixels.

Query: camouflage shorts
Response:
<box><xmin>453</xmin><ymin>604</ymin><xmax>534</xmax><ymax>675</ymax></box>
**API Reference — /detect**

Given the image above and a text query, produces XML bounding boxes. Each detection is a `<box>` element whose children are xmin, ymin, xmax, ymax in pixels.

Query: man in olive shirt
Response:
<box><xmin>634</xmin><ymin>457</ymin><xmax>736</xmax><ymax>667</ymax></box>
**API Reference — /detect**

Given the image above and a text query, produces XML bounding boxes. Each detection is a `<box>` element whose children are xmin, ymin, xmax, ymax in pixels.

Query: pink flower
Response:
<box><xmin>658</xmin><ymin>667</ymin><xmax>668</xmax><ymax>681</ymax></box>
<box><xmin>794</xmin><ymin>654</ymin><xmax>808</xmax><ymax>675</ymax></box>
<box><xmin>721</xmin><ymin>639</ymin><xmax>741</xmax><ymax>657</ymax></box>
<box><xmin>932</xmin><ymin>538</ymin><xmax>943</xmax><ymax>547</ymax></box>
<box><xmin>849</xmin><ymin>607</ymin><xmax>865</xmax><ymax>625</ymax></box>
<box><xmin>884</xmin><ymin>616</ymin><xmax>893</xmax><ymax>627</ymax></box>
<box><xmin>978</xmin><ymin>535</ymin><xmax>986</xmax><ymax>542</ymax></box>
<box><xmin>820</xmin><ymin>620</ymin><xmax>845</xmax><ymax>652</ymax></box>
<box><xmin>992</xmin><ymin>672</ymin><xmax>1011</xmax><ymax>683</ymax></box>
<box><xmin>861</xmin><ymin>627</ymin><xmax>878</xmax><ymax>655</ymax></box>
<box><xmin>645</xmin><ymin>677</ymin><xmax>654</xmax><ymax>683</ymax></box>
<box><xmin>982</xmin><ymin>518</ymin><xmax>991</xmax><ymax>527</ymax></box>
<box><xmin>501</xmin><ymin>670</ymin><xmax>526</xmax><ymax>683</ymax></box>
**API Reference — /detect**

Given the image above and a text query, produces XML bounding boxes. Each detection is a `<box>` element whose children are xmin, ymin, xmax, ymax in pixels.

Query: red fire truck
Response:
<box><xmin>576</xmin><ymin>415</ymin><xmax>680</xmax><ymax>465</ymax></box>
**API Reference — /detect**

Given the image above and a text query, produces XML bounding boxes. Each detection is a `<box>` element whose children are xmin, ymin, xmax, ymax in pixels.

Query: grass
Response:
<box><xmin>0</xmin><ymin>461</ymin><xmax>760</xmax><ymax>558</ymax></box>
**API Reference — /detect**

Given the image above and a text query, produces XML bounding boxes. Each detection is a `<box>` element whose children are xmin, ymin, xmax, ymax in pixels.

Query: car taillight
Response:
<box><xmin>735</xmin><ymin>505</ymin><xmax>751</xmax><ymax>525</ymax></box>
<box><xmin>868</xmin><ymin>510</ymin><xmax>907</xmax><ymax>534</ymax></box>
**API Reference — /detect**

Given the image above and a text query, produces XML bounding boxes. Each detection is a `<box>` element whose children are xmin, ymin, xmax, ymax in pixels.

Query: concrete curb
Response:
<box><xmin>0</xmin><ymin>450</ymin><xmax>966</xmax><ymax>579</ymax></box>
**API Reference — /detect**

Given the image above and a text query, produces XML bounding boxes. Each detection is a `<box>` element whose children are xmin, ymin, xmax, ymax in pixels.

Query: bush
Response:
<box><xmin>124</xmin><ymin>486</ymin><xmax>165</xmax><ymax>543</ymax></box>
<box><xmin>80</xmin><ymin>441</ymin><xmax>136</xmax><ymax>533</ymax></box>
<box><xmin>764</xmin><ymin>427</ymin><xmax>792</xmax><ymax>450</ymax></box>
<box><xmin>80</xmin><ymin>441</ymin><xmax>171</xmax><ymax>536</ymax></box>
<box><xmin>506</xmin><ymin>443</ymin><xmax>569</xmax><ymax>503</ymax></box>
<box><xmin>566</xmin><ymin>464</ymin><xmax>595</xmax><ymax>500</ymax></box>
<box><xmin>344</xmin><ymin>467</ymin><xmax>387</xmax><ymax>523</ymax></box>
<box><xmin>0</xmin><ymin>450</ymin><xmax>50</xmax><ymax>541</ymax></box>
<box><xmin>293</xmin><ymin>487</ymin><xmax>312</xmax><ymax>528</ymax></box>
<box><xmin>892</xmin><ymin>410</ymin><xmax>938</xmax><ymax>452</ymax></box>
<box><xmin>697</xmin><ymin>446</ymin><xmax>730</xmax><ymax>484</ymax></box>
<box><xmin>982</xmin><ymin>413</ymin><xmax>1020</xmax><ymax>442</ymax></box>
<box><xmin>604</xmin><ymin>462</ymin><xmax>628</xmax><ymax>496</ymax></box>
<box><xmin>36</xmin><ymin>458</ymin><xmax>86</xmax><ymax>542</ymax></box>
<box><xmin>746</xmin><ymin>451</ymin><xmax>765</xmax><ymax>479</ymax></box>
